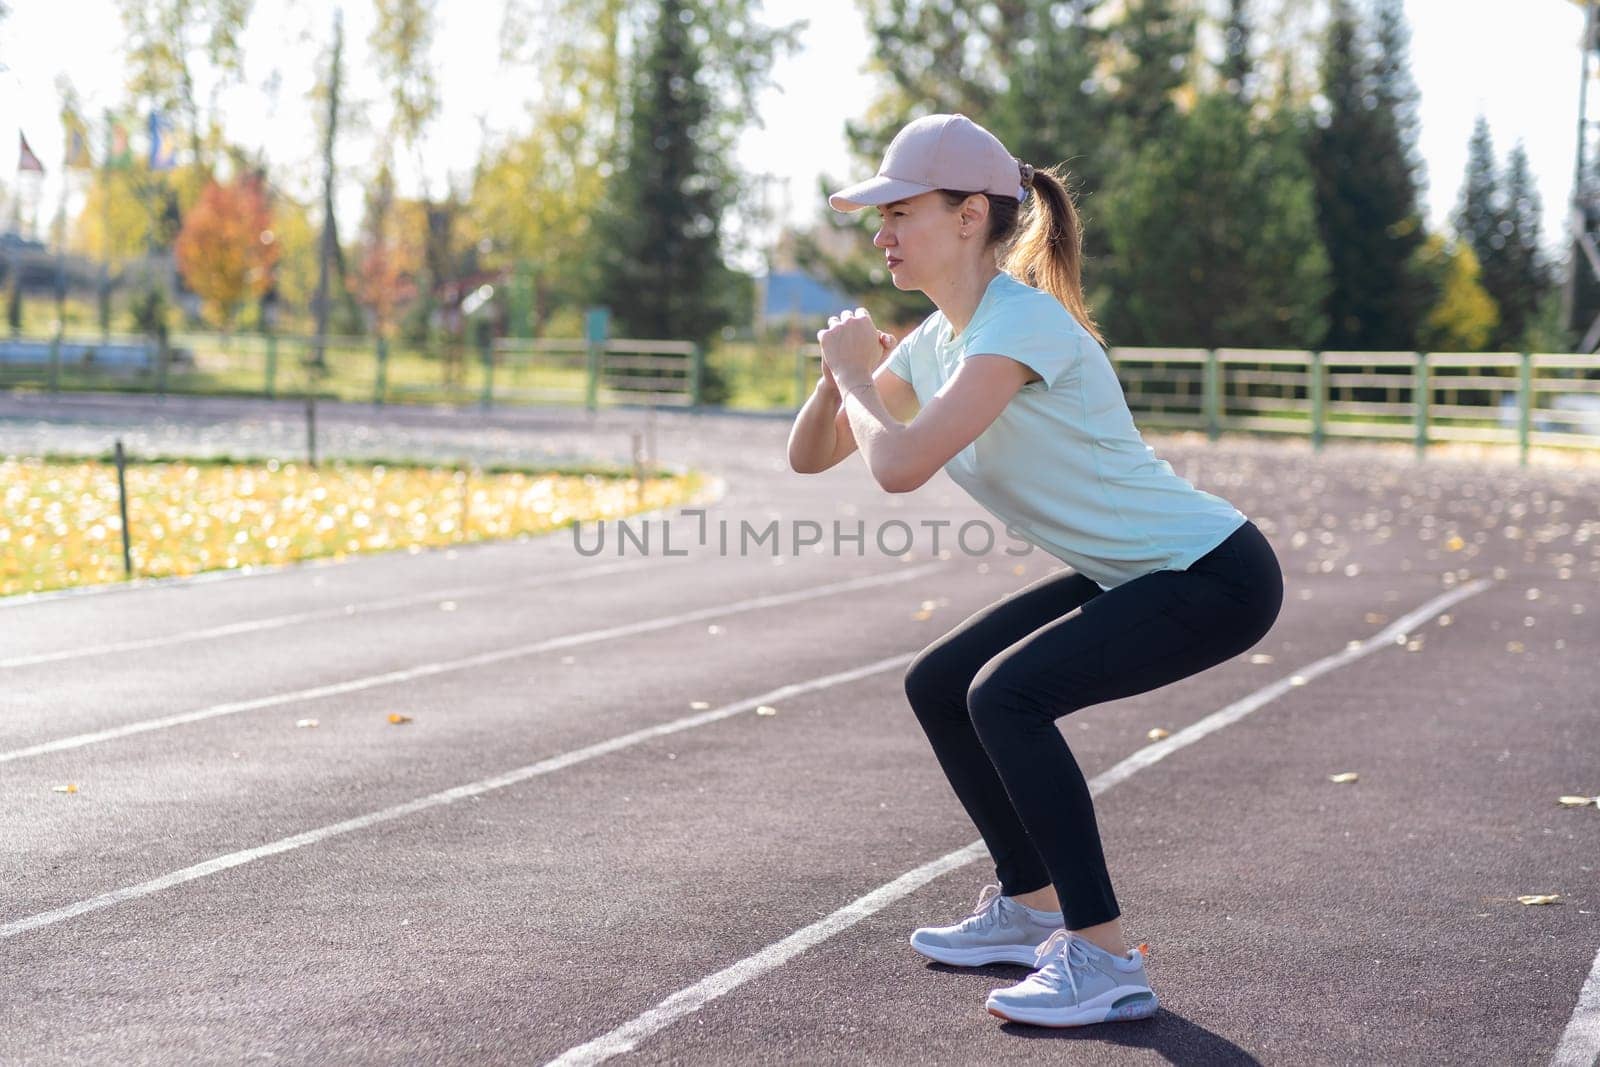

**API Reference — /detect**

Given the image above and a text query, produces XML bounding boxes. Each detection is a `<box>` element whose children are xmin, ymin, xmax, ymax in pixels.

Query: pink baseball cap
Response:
<box><xmin>828</xmin><ymin>113</ymin><xmax>1026</xmax><ymax>212</ymax></box>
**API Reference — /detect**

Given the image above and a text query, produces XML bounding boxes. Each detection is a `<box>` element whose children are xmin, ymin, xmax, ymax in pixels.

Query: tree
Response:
<box><xmin>117</xmin><ymin>0</ymin><xmax>253</xmax><ymax>191</ymax></box>
<box><xmin>1414</xmin><ymin>235</ymin><xmax>1497</xmax><ymax>353</ymax></box>
<box><xmin>1499</xmin><ymin>143</ymin><xmax>1555</xmax><ymax>349</ymax></box>
<box><xmin>1307</xmin><ymin>0</ymin><xmax>1429</xmax><ymax>350</ymax></box>
<box><xmin>593</xmin><ymin>0</ymin><xmax>733</xmax><ymax>349</ymax></box>
<box><xmin>1105</xmin><ymin>0</ymin><xmax>1198</xmax><ymax>151</ymax></box>
<box><xmin>1220</xmin><ymin>0</ymin><xmax>1254</xmax><ymax>102</ymax></box>
<box><xmin>589</xmin><ymin>0</ymin><xmax>792</xmax><ymax>357</ymax></box>
<box><xmin>174</xmin><ymin>172</ymin><xmax>279</xmax><ymax>330</ymax></box>
<box><xmin>1100</xmin><ymin>90</ymin><xmax>1328</xmax><ymax>348</ymax></box>
<box><xmin>349</xmin><ymin>159</ymin><xmax>418</xmax><ymax>338</ymax></box>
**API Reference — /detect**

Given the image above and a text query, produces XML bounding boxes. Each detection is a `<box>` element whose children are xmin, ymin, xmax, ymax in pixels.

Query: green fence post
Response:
<box><xmin>1518</xmin><ymin>351</ymin><xmax>1533</xmax><ymax>467</ymax></box>
<box><xmin>794</xmin><ymin>346</ymin><xmax>806</xmax><ymax>410</ymax></box>
<box><xmin>48</xmin><ymin>327</ymin><xmax>62</xmax><ymax>393</ymax></box>
<box><xmin>156</xmin><ymin>334</ymin><xmax>169</xmax><ymax>396</ymax></box>
<box><xmin>689</xmin><ymin>344</ymin><xmax>703</xmax><ymax>409</ymax></box>
<box><xmin>1310</xmin><ymin>351</ymin><xmax>1325</xmax><ymax>452</ymax></box>
<box><xmin>479</xmin><ymin>329</ymin><xmax>494</xmax><ymax>410</ymax></box>
<box><xmin>374</xmin><ymin>336</ymin><xmax>388</xmax><ymax>406</ymax></box>
<box><xmin>264</xmin><ymin>333</ymin><xmax>277</xmax><ymax>398</ymax></box>
<box><xmin>584</xmin><ymin>307</ymin><xmax>609</xmax><ymax>413</ymax></box>
<box><xmin>1414</xmin><ymin>351</ymin><xmax>1429</xmax><ymax>458</ymax></box>
<box><xmin>1203</xmin><ymin>349</ymin><xmax>1220</xmax><ymax>441</ymax></box>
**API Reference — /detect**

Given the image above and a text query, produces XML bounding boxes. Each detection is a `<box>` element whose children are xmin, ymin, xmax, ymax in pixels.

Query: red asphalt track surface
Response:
<box><xmin>2</xmin><ymin>394</ymin><xmax>1597</xmax><ymax>1065</ymax></box>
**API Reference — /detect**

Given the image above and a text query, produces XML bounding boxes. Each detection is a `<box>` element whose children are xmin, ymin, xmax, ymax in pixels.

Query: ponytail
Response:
<box><xmin>997</xmin><ymin>165</ymin><xmax>1106</xmax><ymax>348</ymax></box>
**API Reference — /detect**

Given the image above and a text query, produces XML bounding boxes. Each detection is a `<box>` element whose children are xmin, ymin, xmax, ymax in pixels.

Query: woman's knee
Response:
<box><xmin>966</xmin><ymin>663</ymin><xmax>1048</xmax><ymax>741</ymax></box>
<box><xmin>903</xmin><ymin>647</ymin><xmax>965</xmax><ymax>722</ymax></box>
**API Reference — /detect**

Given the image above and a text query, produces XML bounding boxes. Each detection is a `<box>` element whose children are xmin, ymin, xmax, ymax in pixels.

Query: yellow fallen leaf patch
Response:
<box><xmin>1146</xmin><ymin>727</ymin><xmax>1170</xmax><ymax>741</ymax></box>
<box><xmin>1518</xmin><ymin>894</ymin><xmax>1561</xmax><ymax>906</ymax></box>
<box><xmin>756</xmin><ymin>705</ymin><xmax>778</xmax><ymax>717</ymax></box>
<box><xmin>1329</xmin><ymin>772</ymin><xmax>1359</xmax><ymax>784</ymax></box>
<box><xmin>52</xmin><ymin>783</ymin><xmax>79</xmax><ymax>794</ymax></box>
<box><xmin>388</xmin><ymin>713</ymin><xmax>413</xmax><ymax>725</ymax></box>
<box><xmin>296</xmin><ymin>718</ymin><xmax>319</xmax><ymax>728</ymax></box>
<box><xmin>1557</xmin><ymin>795</ymin><xmax>1599</xmax><ymax>808</ymax></box>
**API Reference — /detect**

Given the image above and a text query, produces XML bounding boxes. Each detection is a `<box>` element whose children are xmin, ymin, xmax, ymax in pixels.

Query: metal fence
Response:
<box><xmin>0</xmin><ymin>331</ymin><xmax>701</xmax><ymax>410</ymax></box>
<box><xmin>4</xmin><ymin>330</ymin><xmax>1597</xmax><ymax>463</ymax></box>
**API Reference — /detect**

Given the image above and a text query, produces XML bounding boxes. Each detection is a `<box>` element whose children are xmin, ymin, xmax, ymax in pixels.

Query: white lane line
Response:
<box><xmin>0</xmin><ymin>557</ymin><xmax>668</xmax><ymax>670</ymax></box>
<box><xmin>0</xmin><ymin>651</ymin><xmax>917</xmax><ymax>941</ymax></box>
<box><xmin>0</xmin><ymin>561</ymin><xmax>944</xmax><ymax>765</ymax></box>
<box><xmin>544</xmin><ymin>578</ymin><xmax>1494</xmax><ymax>1066</ymax></box>
<box><xmin>1552</xmin><ymin>947</ymin><xmax>1600</xmax><ymax>1067</ymax></box>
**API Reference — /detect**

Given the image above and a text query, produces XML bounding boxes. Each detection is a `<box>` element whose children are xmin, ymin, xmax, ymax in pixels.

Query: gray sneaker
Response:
<box><xmin>909</xmin><ymin>884</ymin><xmax>1064</xmax><ymax>966</ymax></box>
<box><xmin>984</xmin><ymin>929</ymin><xmax>1159</xmax><ymax>1027</ymax></box>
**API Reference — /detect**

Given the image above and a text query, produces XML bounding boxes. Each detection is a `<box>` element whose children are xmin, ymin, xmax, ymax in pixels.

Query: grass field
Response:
<box><xmin>2</xmin><ymin>455</ymin><xmax>705</xmax><ymax>598</ymax></box>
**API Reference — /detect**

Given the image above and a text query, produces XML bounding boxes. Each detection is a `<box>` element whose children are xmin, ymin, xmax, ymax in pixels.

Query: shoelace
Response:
<box><xmin>1031</xmin><ymin>929</ymin><xmax>1095</xmax><ymax>1003</ymax></box>
<box><xmin>961</xmin><ymin>883</ymin><xmax>1006</xmax><ymax>931</ymax></box>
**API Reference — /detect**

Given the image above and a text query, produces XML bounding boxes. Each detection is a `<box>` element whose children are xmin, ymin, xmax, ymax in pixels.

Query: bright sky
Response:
<box><xmin>0</xmin><ymin>0</ymin><xmax>1586</xmax><ymax>277</ymax></box>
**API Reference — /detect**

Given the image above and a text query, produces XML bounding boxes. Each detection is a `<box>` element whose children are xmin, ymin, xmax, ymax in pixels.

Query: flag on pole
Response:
<box><xmin>106</xmin><ymin>114</ymin><xmax>133</xmax><ymax>170</ymax></box>
<box><xmin>64</xmin><ymin>111</ymin><xmax>93</xmax><ymax>170</ymax></box>
<box><xmin>18</xmin><ymin>132</ymin><xmax>44</xmax><ymax>174</ymax></box>
<box><xmin>148</xmin><ymin>110</ymin><xmax>177</xmax><ymax>171</ymax></box>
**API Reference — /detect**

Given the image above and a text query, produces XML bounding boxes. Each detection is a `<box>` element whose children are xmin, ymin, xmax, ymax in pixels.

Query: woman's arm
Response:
<box><xmin>787</xmin><ymin>374</ymin><xmax>844</xmax><ymax>474</ymax></box>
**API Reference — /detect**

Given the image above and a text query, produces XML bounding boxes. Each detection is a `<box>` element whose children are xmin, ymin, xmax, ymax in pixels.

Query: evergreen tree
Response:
<box><xmin>591</xmin><ymin>0</ymin><xmax>743</xmax><ymax>355</ymax></box>
<box><xmin>1106</xmin><ymin>0</ymin><xmax>1198</xmax><ymax>149</ymax></box>
<box><xmin>1220</xmin><ymin>0</ymin><xmax>1254</xmax><ymax>103</ymax></box>
<box><xmin>1453</xmin><ymin>116</ymin><xmax>1510</xmax><ymax>340</ymax></box>
<box><xmin>1100</xmin><ymin>90</ymin><xmax>1328</xmax><ymax>349</ymax></box>
<box><xmin>1307</xmin><ymin>0</ymin><xmax>1429</xmax><ymax>350</ymax></box>
<box><xmin>1500</xmin><ymin>142</ymin><xmax>1554</xmax><ymax>349</ymax></box>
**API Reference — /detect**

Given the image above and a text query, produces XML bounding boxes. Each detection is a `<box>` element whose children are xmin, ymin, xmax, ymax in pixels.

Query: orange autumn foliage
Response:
<box><xmin>175</xmin><ymin>173</ymin><xmax>280</xmax><ymax>328</ymax></box>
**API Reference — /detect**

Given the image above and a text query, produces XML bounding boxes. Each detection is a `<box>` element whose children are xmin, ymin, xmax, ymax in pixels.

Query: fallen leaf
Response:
<box><xmin>911</xmin><ymin>609</ymin><xmax>933</xmax><ymax>621</ymax></box>
<box><xmin>1329</xmin><ymin>772</ymin><xmax>1359</xmax><ymax>783</ymax></box>
<box><xmin>1146</xmin><ymin>727</ymin><xmax>1170</xmax><ymax>741</ymax></box>
<box><xmin>296</xmin><ymin>718</ymin><xmax>319</xmax><ymax>728</ymax></box>
<box><xmin>756</xmin><ymin>705</ymin><xmax>778</xmax><ymax>717</ymax></box>
<box><xmin>52</xmin><ymin>783</ymin><xmax>79</xmax><ymax>794</ymax></box>
<box><xmin>1365</xmin><ymin>613</ymin><xmax>1388</xmax><ymax>625</ymax></box>
<box><xmin>707</xmin><ymin>624</ymin><xmax>723</xmax><ymax>635</ymax></box>
<box><xmin>1445</xmin><ymin>535</ymin><xmax>1465</xmax><ymax>551</ymax></box>
<box><xmin>1557</xmin><ymin>795</ymin><xmax>1600</xmax><ymax>808</ymax></box>
<box><xmin>388</xmin><ymin>713</ymin><xmax>413</xmax><ymax>725</ymax></box>
<box><xmin>689</xmin><ymin>701</ymin><xmax>710</xmax><ymax>710</ymax></box>
<box><xmin>1249</xmin><ymin>653</ymin><xmax>1274</xmax><ymax>664</ymax></box>
<box><xmin>1518</xmin><ymin>894</ymin><xmax>1562</xmax><ymax>906</ymax></box>
<box><xmin>1506</xmin><ymin>641</ymin><xmax>1525</xmax><ymax>654</ymax></box>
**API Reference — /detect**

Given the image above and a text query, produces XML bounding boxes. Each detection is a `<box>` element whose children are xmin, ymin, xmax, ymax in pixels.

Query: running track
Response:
<box><xmin>2</xmin><ymin>394</ymin><xmax>1597</xmax><ymax>1065</ymax></box>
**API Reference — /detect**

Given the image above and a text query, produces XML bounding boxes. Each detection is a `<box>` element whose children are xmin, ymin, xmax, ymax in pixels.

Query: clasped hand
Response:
<box><xmin>817</xmin><ymin>306</ymin><xmax>895</xmax><ymax>392</ymax></box>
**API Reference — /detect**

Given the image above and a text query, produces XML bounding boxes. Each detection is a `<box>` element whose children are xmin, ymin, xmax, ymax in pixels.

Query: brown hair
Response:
<box><xmin>939</xmin><ymin>164</ymin><xmax>1106</xmax><ymax>348</ymax></box>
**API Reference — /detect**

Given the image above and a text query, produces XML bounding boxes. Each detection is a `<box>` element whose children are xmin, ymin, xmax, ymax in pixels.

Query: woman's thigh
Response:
<box><xmin>906</xmin><ymin>566</ymin><xmax>1104</xmax><ymax>696</ymax></box>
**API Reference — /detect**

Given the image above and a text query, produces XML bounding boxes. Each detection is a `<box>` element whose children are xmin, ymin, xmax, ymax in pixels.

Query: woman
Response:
<box><xmin>787</xmin><ymin>113</ymin><xmax>1284</xmax><ymax>1028</ymax></box>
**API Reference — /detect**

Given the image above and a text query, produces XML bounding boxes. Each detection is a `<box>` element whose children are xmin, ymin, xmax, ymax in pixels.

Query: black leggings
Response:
<box><xmin>904</xmin><ymin>519</ymin><xmax>1284</xmax><ymax>930</ymax></box>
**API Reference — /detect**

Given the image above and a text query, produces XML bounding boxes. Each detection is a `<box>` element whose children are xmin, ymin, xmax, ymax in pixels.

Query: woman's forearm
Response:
<box><xmin>787</xmin><ymin>379</ymin><xmax>842</xmax><ymax>473</ymax></box>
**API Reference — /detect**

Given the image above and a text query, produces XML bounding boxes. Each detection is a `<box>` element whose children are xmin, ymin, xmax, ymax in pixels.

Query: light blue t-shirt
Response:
<box><xmin>883</xmin><ymin>270</ymin><xmax>1247</xmax><ymax>590</ymax></box>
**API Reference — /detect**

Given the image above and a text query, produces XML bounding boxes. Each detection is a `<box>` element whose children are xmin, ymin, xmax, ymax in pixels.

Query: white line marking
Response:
<box><xmin>544</xmin><ymin>578</ymin><xmax>1494</xmax><ymax>1066</ymax></box>
<box><xmin>0</xmin><ymin>557</ymin><xmax>668</xmax><ymax>670</ymax></box>
<box><xmin>0</xmin><ymin>651</ymin><xmax>917</xmax><ymax>941</ymax></box>
<box><xmin>0</xmin><ymin>562</ymin><xmax>944</xmax><ymax>765</ymax></box>
<box><xmin>1552</xmin><ymin>945</ymin><xmax>1600</xmax><ymax>1067</ymax></box>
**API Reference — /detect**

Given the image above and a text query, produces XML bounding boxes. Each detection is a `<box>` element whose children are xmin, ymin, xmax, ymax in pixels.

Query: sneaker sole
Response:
<box><xmin>985</xmin><ymin>988</ymin><xmax>1160</xmax><ymax>1027</ymax></box>
<box><xmin>908</xmin><ymin>936</ymin><xmax>1042</xmax><ymax>968</ymax></box>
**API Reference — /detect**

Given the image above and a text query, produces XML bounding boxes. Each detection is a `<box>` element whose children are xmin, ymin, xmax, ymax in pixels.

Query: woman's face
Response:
<box><xmin>872</xmin><ymin>190</ymin><xmax>977</xmax><ymax>291</ymax></box>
